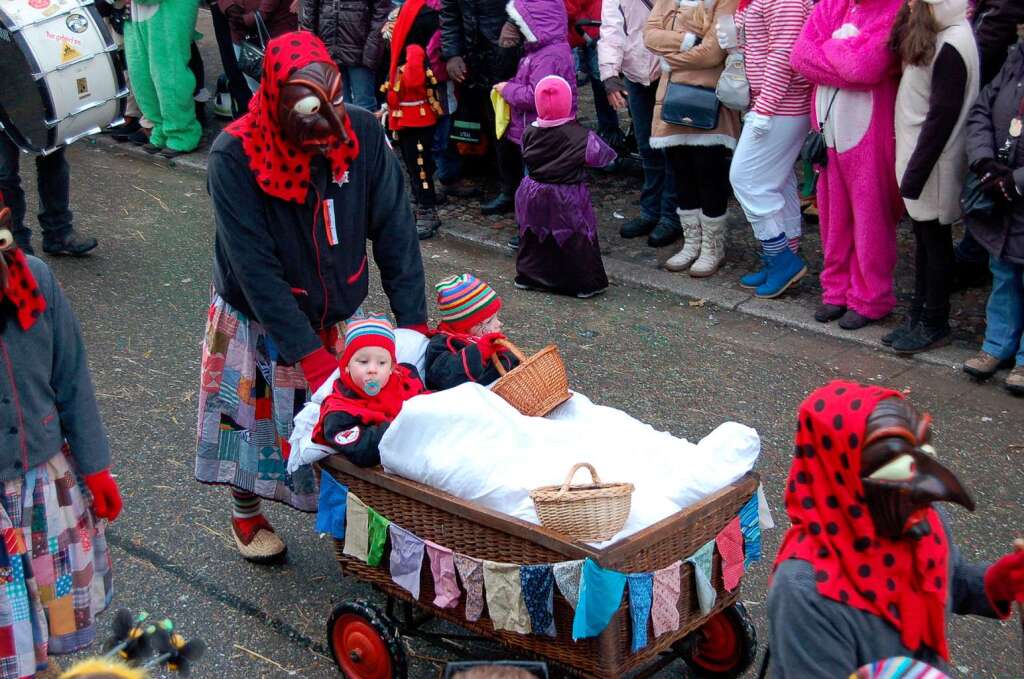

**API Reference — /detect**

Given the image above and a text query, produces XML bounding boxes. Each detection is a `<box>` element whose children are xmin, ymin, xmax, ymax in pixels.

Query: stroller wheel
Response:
<box><xmin>675</xmin><ymin>602</ymin><xmax>757</xmax><ymax>678</ymax></box>
<box><xmin>327</xmin><ymin>599</ymin><xmax>407</xmax><ymax>678</ymax></box>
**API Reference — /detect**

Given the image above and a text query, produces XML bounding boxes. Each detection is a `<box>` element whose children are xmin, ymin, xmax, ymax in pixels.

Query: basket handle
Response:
<box><xmin>557</xmin><ymin>462</ymin><xmax>602</xmax><ymax>497</ymax></box>
<box><xmin>490</xmin><ymin>338</ymin><xmax>527</xmax><ymax>375</ymax></box>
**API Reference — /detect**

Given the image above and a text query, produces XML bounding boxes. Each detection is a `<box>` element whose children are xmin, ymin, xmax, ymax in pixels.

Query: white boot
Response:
<box><xmin>664</xmin><ymin>208</ymin><xmax>702</xmax><ymax>272</ymax></box>
<box><xmin>689</xmin><ymin>212</ymin><xmax>727</xmax><ymax>278</ymax></box>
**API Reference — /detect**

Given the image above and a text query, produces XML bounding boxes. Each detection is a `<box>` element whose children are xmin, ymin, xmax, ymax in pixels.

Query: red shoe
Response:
<box><xmin>231</xmin><ymin>515</ymin><xmax>287</xmax><ymax>564</ymax></box>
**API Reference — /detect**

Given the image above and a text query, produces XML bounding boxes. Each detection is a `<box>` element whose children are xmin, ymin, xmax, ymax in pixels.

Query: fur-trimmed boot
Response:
<box><xmin>689</xmin><ymin>212</ymin><xmax>727</xmax><ymax>277</ymax></box>
<box><xmin>664</xmin><ymin>208</ymin><xmax>702</xmax><ymax>272</ymax></box>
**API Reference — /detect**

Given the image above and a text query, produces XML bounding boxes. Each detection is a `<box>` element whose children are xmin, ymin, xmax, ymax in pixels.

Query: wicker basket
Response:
<box><xmin>530</xmin><ymin>463</ymin><xmax>634</xmax><ymax>541</ymax></box>
<box><xmin>490</xmin><ymin>339</ymin><xmax>571</xmax><ymax>417</ymax></box>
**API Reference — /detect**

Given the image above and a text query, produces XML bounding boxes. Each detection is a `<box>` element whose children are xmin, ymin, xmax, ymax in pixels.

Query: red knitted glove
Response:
<box><xmin>300</xmin><ymin>346</ymin><xmax>337</xmax><ymax>391</ymax></box>
<box><xmin>84</xmin><ymin>470</ymin><xmax>122</xmax><ymax>521</ymax></box>
<box><xmin>984</xmin><ymin>549</ymin><xmax>1024</xmax><ymax>618</ymax></box>
<box><xmin>475</xmin><ymin>333</ymin><xmax>507</xmax><ymax>362</ymax></box>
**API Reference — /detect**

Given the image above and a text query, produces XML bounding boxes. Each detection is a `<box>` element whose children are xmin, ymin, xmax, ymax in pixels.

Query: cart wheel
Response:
<box><xmin>327</xmin><ymin>600</ymin><xmax>407</xmax><ymax>679</ymax></box>
<box><xmin>676</xmin><ymin>602</ymin><xmax>757</xmax><ymax>678</ymax></box>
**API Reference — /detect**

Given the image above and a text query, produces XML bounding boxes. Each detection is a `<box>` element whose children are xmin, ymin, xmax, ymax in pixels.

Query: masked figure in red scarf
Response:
<box><xmin>195</xmin><ymin>31</ymin><xmax>428</xmax><ymax>564</ymax></box>
<box><xmin>768</xmin><ymin>380</ymin><xmax>1024</xmax><ymax>676</ymax></box>
<box><xmin>0</xmin><ymin>196</ymin><xmax>121</xmax><ymax>677</ymax></box>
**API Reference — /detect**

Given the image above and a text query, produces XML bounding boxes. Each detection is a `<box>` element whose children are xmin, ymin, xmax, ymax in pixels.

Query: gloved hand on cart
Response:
<box><xmin>475</xmin><ymin>332</ymin><xmax>510</xmax><ymax>362</ymax></box>
<box><xmin>984</xmin><ymin>547</ymin><xmax>1024</xmax><ymax>618</ymax></box>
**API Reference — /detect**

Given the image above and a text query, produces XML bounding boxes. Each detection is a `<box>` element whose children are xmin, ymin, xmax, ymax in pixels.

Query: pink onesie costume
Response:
<box><xmin>790</xmin><ymin>0</ymin><xmax>904</xmax><ymax>319</ymax></box>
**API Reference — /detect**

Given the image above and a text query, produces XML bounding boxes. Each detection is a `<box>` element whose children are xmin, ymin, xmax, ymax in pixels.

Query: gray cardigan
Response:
<box><xmin>0</xmin><ymin>257</ymin><xmax>110</xmax><ymax>480</ymax></box>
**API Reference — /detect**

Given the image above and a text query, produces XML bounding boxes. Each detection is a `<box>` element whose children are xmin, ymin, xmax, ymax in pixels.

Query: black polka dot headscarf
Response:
<box><xmin>225</xmin><ymin>31</ymin><xmax>360</xmax><ymax>204</ymax></box>
<box><xmin>773</xmin><ymin>380</ymin><xmax>951</xmax><ymax>659</ymax></box>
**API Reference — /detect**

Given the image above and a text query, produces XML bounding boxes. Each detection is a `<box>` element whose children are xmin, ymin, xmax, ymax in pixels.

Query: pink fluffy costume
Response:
<box><xmin>790</xmin><ymin>0</ymin><xmax>905</xmax><ymax>321</ymax></box>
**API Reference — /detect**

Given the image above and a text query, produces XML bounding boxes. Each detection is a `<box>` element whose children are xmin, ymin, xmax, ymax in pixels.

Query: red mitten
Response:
<box><xmin>984</xmin><ymin>550</ymin><xmax>1024</xmax><ymax>618</ymax></box>
<box><xmin>300</xmin><ymin>346</ymin><xmax>337</xmax><ymax>391</ymax></box>
<box><xmin>84</xmin><ymin>469</ymin><xmax>122</xmax><ymax>521</ymax></box>
<box><xmin>475</xmin><ymin>332</ymin><xmax>506</xmax><ymax>362</ymax></box>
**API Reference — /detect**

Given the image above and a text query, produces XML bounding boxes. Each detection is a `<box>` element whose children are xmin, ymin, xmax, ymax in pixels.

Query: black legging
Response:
<box><xmin>911</xmin><ymin>219</ymin><xmax>954</xmax><ymax>325</ymax></box>
<box><xmin>666</xmin><ymin>145</ymin><xmax>731</xmax><ymax>218</ymax></box>
<box><xmin>397</xmin><ymin>126</ymin><xmax>437</xmax><ymax>208</ymax></box>
<box><xmin>208</xmin><ymin>2</ymin><xmax>253</xmax><ymax>115</ymax></box>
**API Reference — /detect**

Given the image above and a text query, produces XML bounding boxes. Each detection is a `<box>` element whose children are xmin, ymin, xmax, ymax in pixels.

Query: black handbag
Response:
<box><xmin>236</xmin><ymin>12</ymin><xmax>270</xmax><ymax>82</ymax></box>
<box><xmin>800</xmin><ymin>90</ymin><xmax>839</xmax><ymax>167</ymax></box>
<box><xmin>961</xmin><ymin>171</ymin><xmax>995</xmax><ymax>218</ymax></box>
<box><xmin>661</xmin><ymin>83</ymin><xmax>719</xmax><ymax>130</ymax></box>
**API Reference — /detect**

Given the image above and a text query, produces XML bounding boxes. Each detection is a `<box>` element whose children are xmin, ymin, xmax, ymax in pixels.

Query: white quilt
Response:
<box><xmin>380</xmin><ymin>383</ymin><xmax>760</xmax><ymax>545</ymax></box>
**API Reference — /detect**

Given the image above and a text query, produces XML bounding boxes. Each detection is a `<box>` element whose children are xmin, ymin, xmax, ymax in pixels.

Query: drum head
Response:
<box><xmin>0</xmin><ymin>23</ymin><xmax>53</xmax><ymax>153</ymax></box>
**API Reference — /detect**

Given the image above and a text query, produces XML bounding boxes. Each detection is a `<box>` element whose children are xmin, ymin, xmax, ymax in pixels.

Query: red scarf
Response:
<box><xmin>315</xmin><ymin>364</ymin><xmax>428</xmax><ymax>434</ymax></box>
<box><xmin>773</xmin><ymin>381</ymin><xmax>951</xmax><ymax>659</ymax></box>
<box><xmin>2</xmin><ymin>250</ymin><xmax>45</xmax><ymax>331</ymax></box>
<box><xmin>225</xmin><ymin>32</ymin><xmax>360</xmax><ymax>204</ymax></box>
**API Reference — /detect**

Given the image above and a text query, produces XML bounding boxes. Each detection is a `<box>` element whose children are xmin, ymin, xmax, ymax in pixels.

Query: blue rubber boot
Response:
<box><xmin>755</xmin><ymin>248</ymin><xmax>807</xmax><ymax>299</ymax></box>
<box><xmin>740</xmin><ymin>256</ymin><xmax>768</xmax><ymax>289</ymax></box>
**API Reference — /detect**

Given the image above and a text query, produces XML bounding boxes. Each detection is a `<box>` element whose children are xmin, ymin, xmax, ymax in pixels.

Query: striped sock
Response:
<box><xmin>788</xmin><ymin>237</ymin><xmax>801</xmax><ymax>254</ymax></box>
<box><xmin>761</xmin><ymin>234</ymin><xmax>788</xmax><ymax>256</ymax></box>
<box><xmin>231</xmin><ymin>489</ymin><xmax>262</xmax><ymax>519</ymax></box>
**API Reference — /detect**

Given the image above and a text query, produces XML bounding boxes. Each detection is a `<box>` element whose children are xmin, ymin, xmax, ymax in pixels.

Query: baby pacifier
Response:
<box><xmin>363</xmin><ymin>379</ymin><xmax>382</xmax><ymax>396</ymax></box>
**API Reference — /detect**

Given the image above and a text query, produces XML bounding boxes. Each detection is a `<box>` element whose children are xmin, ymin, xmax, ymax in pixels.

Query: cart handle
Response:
<box><xmin>558</xmin><ymin>462</ymin><xmax>603</xmax><ymax>496</ymax></box>
<box><xmin>490</xmin><ymin>338</ymin><xmax>528</xmax><ymax>375</ymax></box>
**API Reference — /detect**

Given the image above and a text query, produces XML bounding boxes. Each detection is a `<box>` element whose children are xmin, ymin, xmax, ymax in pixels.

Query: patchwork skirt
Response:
<box><xmin>0</xmin><ymin>448</ymin><xmax>112</xmax><ymax>678</ymax></box>
<box><xmin>195</xmin><ymin>294</ymin><xmax>345</xmax><ymax>512</ymax></box>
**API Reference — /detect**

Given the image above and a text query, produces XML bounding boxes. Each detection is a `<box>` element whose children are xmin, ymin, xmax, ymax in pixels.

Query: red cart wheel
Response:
<box><xmin>327</xmin><ymin>600</ymin><xmax>407</xmax><ymax>678</ymax></box>
<box><xmin>677</xmin><ymin>602</ymin><xmax>757</xmax><ymax>678</ymax></box>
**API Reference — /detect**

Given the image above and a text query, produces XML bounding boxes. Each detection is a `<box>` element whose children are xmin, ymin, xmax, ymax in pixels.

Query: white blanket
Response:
<box><xmin>380</xmin><ymin>383</ymin><xmax>760</xmax><ymax>545</ymax></box>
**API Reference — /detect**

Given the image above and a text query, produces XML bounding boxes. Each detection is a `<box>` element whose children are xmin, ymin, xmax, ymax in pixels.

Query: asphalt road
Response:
<box><xmin>15</xmin><ymin>140</ymin><xmax>1024</xmax><ymax>678</ymax></box>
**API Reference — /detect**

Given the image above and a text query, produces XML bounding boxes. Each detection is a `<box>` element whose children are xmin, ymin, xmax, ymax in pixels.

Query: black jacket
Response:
<box><xmin>208</xmin><ymin>106</ymin><xmax>428</xmax><ymax>365</ymax></box>
<box><xmin>300</xmin><ymin>0</ymin><xmax>389</xmax><ymax>69</ymax></box>
<box><xmin>424</xmin><ymin>333</ymin><xmax>519</xmax><ymax>390</ymax></box>
<box><xmin>440</xmin><ymin>0</ymin><xmax>520</xmax><ymax>83</ymax></box>
<box><xmin>321</xmin><ymin>364</ymin><xmax>421</xmax><ymax>467</ymax></box>
<box><xmin>973</xmin><ymin>0</ymin><xmax>1024</xmax><ymax>85</ymax></box>
<box><xmin>965</xmin><ymin>42</ymin><xmax>1024</xmax><ymax>265</ymax></box>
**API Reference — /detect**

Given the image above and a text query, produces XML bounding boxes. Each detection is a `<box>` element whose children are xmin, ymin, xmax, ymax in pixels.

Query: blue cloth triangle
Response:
<box><xmin>520</xmin><ymin>564</ymin><xmax>556</xmax><ymax>637</ymax></box>
<box><xmin>315</xmin><ymin>473</ymin><xmax>348</xmax><ymax>539</ymax></box>
<box><xmin>626</xmin><ymin>573</ymin><xmax>653</xmax><ymax>653</ymax></box>
<box><xmin>572</xmin><ymin>558</ymin><xmax>627</xmax><ymax>641</ymax></box>
<box><xmin>739</xmin><ymin>494</ymin><xmax>761</xmax><ymax>567</ymax></box>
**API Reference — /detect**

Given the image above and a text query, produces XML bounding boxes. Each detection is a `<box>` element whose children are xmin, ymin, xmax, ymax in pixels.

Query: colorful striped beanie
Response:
<box><xmin>435</xmin><ymin>274</ymin><xmax>502</xmax><ymax>332</ymax></box>
<box><xmin>340</xmin><ymin>315</ymin><xmax>397</xmax><ymax>366</ymax></box>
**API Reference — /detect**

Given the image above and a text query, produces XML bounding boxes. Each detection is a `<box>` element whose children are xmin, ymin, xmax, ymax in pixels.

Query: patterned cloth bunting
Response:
<box><xmin>366</xmin><ymin>507</ymin><xmax>391</xmax><ymax>567</ymax></box>
<box><xmin>342</xmin><ymin>492</ymin><xmax>369</xmax><ymax>562</ymax></box>
<box><xmin>739</xmin><ymin>494</ymin><xmax>762</xmax><ymax>568</ymax></box>
<box><xmin>454</xmin><ymin>553</ymin><xmax>485</xmax><ymax>621</ymax></box>
<box><xmin>686</xmin><ymin>540</ymin><xmax>717</xmax><ymax>615</ymax></box>
<box><xmin>626</xmin><ymin>573</ymin><xmax>653</xmax><ymax>653</ymax></box>
<box><xmin>425</xmin><ymin>541</ymin><xmax>461</xmax><ymax>608</ymax></box>
<box><xmin>651</xmin><ymin>561</ymin><xmax>681</xmax><ymax>638</ymax></box>
<box><xmin>572</xmin><ymin>558</ymin><xmax>626</xmax><ymax>641</ymax></box>
<box><xmin>520</xmin><ymin>565</ymin><xmax>556</xmax><ymax>637</ymax></box>
<box><xmin>553</xmin><ymin>559</ymin><xmax>584</xmax><ymax>609</ymax></box>
<box><xmin>388</xmin><ymin>524</ymin><xmax>425</xmax><ymax>599</ymax></box>
<box><xmin>716</xmin><ymin>516</ymin><xmax>745</xmax><ymax>592</ymax></box>
<box><xmin>757</xmin><ymin>484</ymin><xmax>775</xmax><ymax>529</ymax></box>
<box><xmin>482</xmin><ymin>561</ymin><xmax>532</xmax><ymax>634</ymax></box>
<box><xmin>315</xmin><ymin>473</ymin><xmax>348</xmax><ymax>539</ymax></box>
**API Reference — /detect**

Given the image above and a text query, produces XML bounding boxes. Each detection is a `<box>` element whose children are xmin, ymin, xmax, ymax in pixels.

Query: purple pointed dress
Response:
<box><xmin>514</xmin><ymin>121</ymin><xmax>616</xmax><ymax>296</ymax></box>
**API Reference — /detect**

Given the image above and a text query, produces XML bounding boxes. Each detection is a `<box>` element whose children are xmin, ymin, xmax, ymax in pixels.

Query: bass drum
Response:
<box><xmin>0</xmin><ymin>0</ymin><xmax>126</xmax><ymax>155</ymax></box>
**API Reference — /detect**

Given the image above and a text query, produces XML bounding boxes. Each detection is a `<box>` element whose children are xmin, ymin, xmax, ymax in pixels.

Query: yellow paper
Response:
<box><xmin>490</xmin><ymin>89</ymin><xmax>511</xmax><ymax>140</ymax></box>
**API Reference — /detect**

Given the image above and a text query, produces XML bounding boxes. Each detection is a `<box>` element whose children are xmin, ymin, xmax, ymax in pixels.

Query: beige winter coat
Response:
<box><xmin>894</xmin><ymin>0</ymin><xmax>979</xmax><ymax>223</ymax></box>
<box><xmin>644</xmin><ymin>0</ymin><xmax>741</xmax><ymax>149</ymax></box>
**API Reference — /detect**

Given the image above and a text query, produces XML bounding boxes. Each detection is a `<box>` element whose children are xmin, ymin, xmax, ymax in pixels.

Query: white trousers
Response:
<box><xmin>729</xmin><ymin>114</ymin><xmax>809</xmax><ymax>242</ymax></box>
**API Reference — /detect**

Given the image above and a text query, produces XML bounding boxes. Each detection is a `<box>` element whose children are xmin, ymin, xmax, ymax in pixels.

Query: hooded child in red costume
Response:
<box><xmin>767</xmin><ymin>380</ymin><xmax>1024</xmax><ymax>677</ymax></box>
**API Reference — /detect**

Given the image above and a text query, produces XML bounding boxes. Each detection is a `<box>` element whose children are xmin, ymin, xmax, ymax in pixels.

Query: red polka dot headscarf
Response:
<box><xmin>773</xmin><ymin>380</ymin><xmax>952</xmax><ymax>660</ymax></box>
<box><xmin>225</xmin><ymin>32</ymin><xmax>360</xmax><ymax>204</ymax></box>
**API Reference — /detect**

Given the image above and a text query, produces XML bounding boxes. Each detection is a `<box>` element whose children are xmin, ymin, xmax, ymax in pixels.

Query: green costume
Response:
<box><xmin>124</xmin><ymin>0</ymin><xmax>202</xmax><ymax>151</ymax></box>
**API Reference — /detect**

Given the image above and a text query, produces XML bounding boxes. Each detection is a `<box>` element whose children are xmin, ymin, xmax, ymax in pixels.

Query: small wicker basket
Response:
<box><xmin>490</xmin><ymin>339</ymin><xmax>571</xmax><ymax>417</ymax></box>
<box><xmin>530</xmin><ymin>463</ymin><xmax>634</xmax><ymax>541</ymax></box>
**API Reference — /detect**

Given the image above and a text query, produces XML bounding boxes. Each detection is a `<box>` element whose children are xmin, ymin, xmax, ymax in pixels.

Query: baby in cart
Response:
<box><xmin>312</xmin><ymin>316</ymin><xmax>429</xmax><ymax>467</ymax></box>
<box><xmin>424</xmin><ymin>274</ymin><xmax>521</xmax><ymax>390</ymax></box>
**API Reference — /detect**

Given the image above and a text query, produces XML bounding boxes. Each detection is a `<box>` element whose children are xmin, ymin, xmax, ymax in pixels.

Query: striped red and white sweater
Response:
<box><xmin>736</xmin><ymin>0</ymin><xmax>812</xmax><ymax>116</ymax></box>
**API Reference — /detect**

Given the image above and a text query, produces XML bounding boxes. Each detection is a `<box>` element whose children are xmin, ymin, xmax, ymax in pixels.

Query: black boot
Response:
<box><xmin>42</xmin><ymin>229</ymin><xmax>97</xmax><ymax>256</ymax></box>
<box><xmin>814</xmin><ymin>304</ymin><xmax>846</xmax><ymax>323</ymax></box>
<box><xmin>891</xmin><ymin>315</ymin><xmax>950</xmax><ymax>354</ymax></box>
<box><xmin>481</xmin><ymin>193</ymin><xmax>515</xmax><ymax>216</ymax></box>
<box><xmin>416</xmin><ymin>207</ymin><xmax>440</xmax><ymax>240</ymax></box>
<box><xmin>620</xmin><ymin>216</ymin><xmax>656</xmax><ymax>239</ymax></box>
<box><xmin>647</xmin><ymin>216</ymin><xmax>683</xmax><ymax>247</ymax></box>
<box><xmin>881</xmin><ymin>306</ymin><xmax>920</xmax><ymax>346</ymax></box>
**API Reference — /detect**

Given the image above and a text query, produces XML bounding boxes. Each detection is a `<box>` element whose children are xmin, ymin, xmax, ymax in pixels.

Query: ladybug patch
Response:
<box><xmin>333</xmin><ymin>426</ymin><xmax>360</xmax><ymax>446</ymax></box>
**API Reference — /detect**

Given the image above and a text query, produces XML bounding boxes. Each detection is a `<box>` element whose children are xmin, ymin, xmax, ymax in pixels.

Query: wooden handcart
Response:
<box><xmin>320</xmin><ymin>456</ymin><xmax>760</xmax><ymax>678</ymax></box>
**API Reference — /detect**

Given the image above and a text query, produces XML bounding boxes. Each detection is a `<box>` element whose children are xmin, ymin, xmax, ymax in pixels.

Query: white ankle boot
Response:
<box><xmin>664</xmin><ymin>208</ymin><xmax>702</xmax><ymax>272</ymax></box>
<box><xmin>689</xmin><ymin>212</ymin><xmax>727</xmax><ymax>277</ymax></box>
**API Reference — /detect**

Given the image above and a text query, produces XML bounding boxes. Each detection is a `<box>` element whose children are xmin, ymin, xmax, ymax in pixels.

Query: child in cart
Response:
<box><xmin>424</xmin><ymin>274</ymin><xmax>521</xmax><ymax>390</ymax></box>
<box><xmin>314</xmin><ymin>316</ymin><xmax>429</xmax><ymax>467</ymax></box>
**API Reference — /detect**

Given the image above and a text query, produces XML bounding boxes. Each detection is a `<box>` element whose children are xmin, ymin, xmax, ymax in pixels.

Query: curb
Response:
<box><xmin>90</xmin><ymin>134</ymin><xmax>972</xmax><ymax>372</ymax></box>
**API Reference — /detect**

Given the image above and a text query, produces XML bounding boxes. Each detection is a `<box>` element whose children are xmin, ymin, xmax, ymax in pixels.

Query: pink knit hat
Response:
<box><xmin>534</xmin><ymin>75</ymin><xmax>574</xmax><ymax>128</ymax></box>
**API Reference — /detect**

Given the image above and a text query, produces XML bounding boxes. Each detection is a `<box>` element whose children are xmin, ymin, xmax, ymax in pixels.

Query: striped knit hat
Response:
<box><xmin>435</xmin><ymin>274</ymin><xmax>502</xmax><ymax>332</ymax></box>
<box><xmin>340</xmin><ymin>315</ymin><xmax>397</xmax><ymax>367</ymax></box>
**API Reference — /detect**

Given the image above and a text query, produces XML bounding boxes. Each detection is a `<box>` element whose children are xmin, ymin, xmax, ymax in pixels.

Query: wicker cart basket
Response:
<box><xmin>530</xmin><ymin>463</ymin><xmax>633</xmax><ymax>541</ymax></box>
<box><xmin>490</xmin><ymin>340</ymin><xmax>570</xmax><ymax>417</ymax></box>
